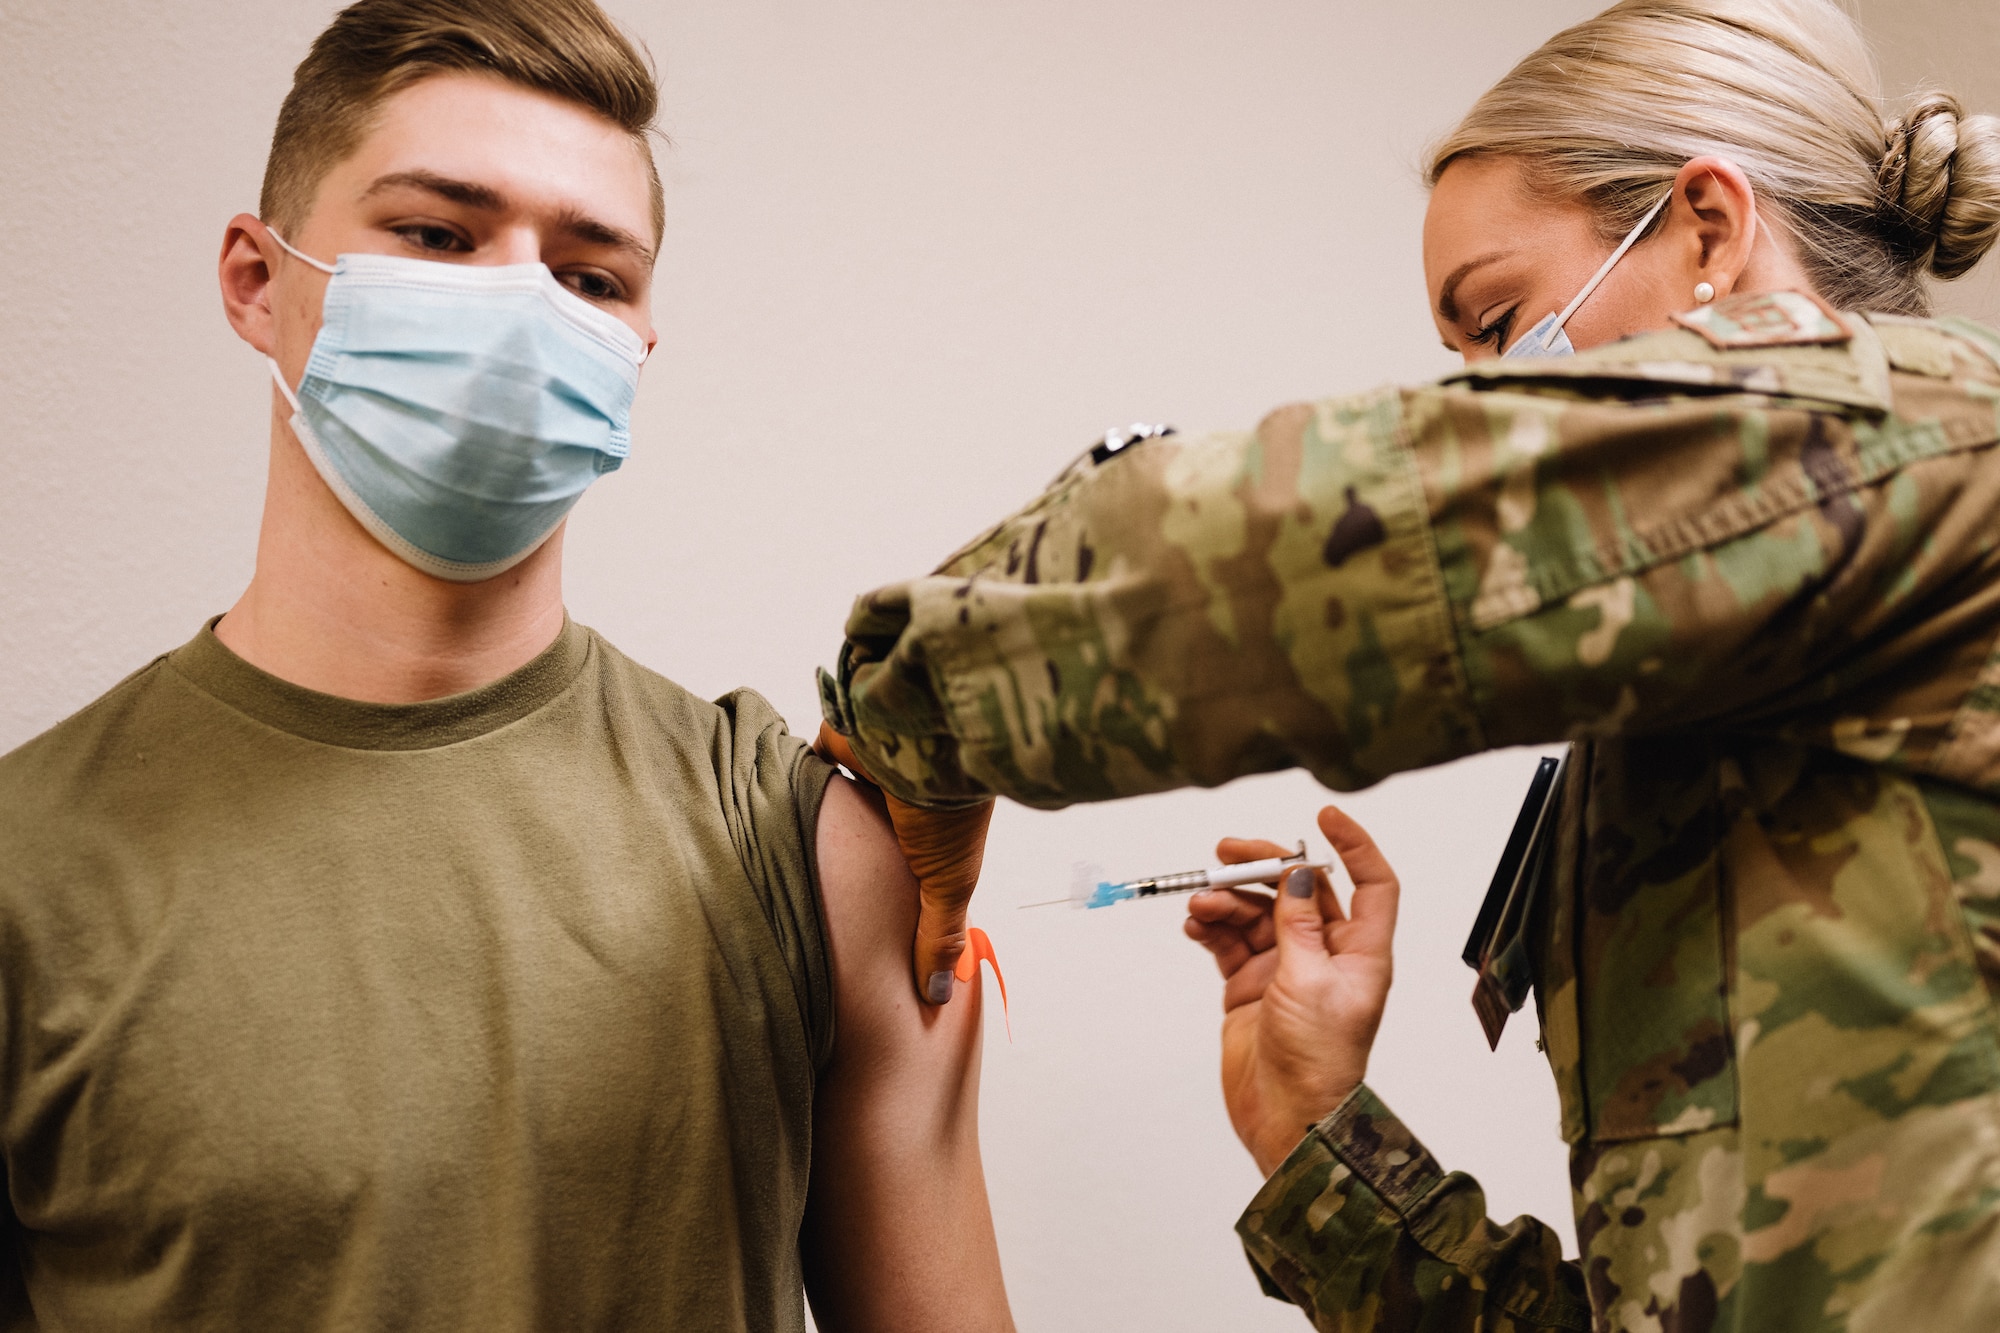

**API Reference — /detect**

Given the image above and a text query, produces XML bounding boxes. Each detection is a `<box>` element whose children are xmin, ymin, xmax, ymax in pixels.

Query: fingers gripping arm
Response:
<box><xmin>815</xmin><ymin>724</ymin><xmax>992</xmax><ymax>1005</ymax></box>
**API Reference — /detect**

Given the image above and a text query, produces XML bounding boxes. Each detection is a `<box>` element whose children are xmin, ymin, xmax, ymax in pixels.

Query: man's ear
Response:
<box><xmin>1670</xmin><ymin>156</ymin><xmax>1759</xmax><ymax>301</ymax></box>
<box><xmin>218</xmin><ymin>213</ymin><xmax>281</xmax><ymax>357</ymax></box>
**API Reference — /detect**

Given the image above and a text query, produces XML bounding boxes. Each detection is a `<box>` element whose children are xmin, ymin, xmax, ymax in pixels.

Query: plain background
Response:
<box><xmin>3</xmin><ymin>1</ymin><xmax>1995</xmax><ymax>1328</ymax></box>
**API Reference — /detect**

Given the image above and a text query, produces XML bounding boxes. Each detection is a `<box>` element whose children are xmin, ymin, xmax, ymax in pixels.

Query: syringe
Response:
<box><xmin>1022</xmin><ymin>841</ymin><xmax>1322</xmax><ymax>910</ymax></box>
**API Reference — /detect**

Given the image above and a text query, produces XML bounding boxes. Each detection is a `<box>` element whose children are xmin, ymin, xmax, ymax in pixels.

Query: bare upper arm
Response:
<box><xmin>801</xmin><ymin>776</ymin><xmax>1013</xmax><ymax>1332</ymax></box>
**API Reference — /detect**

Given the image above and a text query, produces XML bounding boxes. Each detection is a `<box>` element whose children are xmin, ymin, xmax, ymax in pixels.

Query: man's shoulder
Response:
<box><xmin>585</xmin><ymin>628</ymin><xmax>792</xmax><ymax>734</ymax></box>
<box><xmin>0</xmin><ymin>653</ymin><xmax>176</xmax><ymax>818</ymax></box>
<box><xmin>0</xmin><ymin>652</ymin><xmax>190</xmax><ymax>918</ymax></box>
<box><xmin>582</xmin><ymin>627</ymin><xmax>821</xmax><ymax>792</ymax></box>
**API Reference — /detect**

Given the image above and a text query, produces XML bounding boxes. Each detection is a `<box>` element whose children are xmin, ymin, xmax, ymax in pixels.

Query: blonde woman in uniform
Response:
<box><xmin>817</xmin><ymin>0</ymin><xmax>2000</xmax><ymax>1328</ymax></box>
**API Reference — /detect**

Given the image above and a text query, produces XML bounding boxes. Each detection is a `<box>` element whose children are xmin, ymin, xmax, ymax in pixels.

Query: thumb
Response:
<box><xmin>813</xmin><ymin>722</ymin><xmax>872</xmax><ymax>786</ymax></box>
<box><xmin>885</xmin><ymin>795</ymin><xmax>991</xmax><ymax>1006</ymax></box>
<box><xmin>914</xmin><ymin>888</ymin><xmax>971</xmax><ymax>1005</ymax></box>
<box><xmin>1272</xmin><ymin>866</ymin><xmax>1334</xmax><ymax>977</ymax></box>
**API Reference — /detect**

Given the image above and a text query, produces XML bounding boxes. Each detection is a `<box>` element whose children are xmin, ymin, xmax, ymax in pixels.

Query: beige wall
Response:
<box><xmin>0</xmin><ymin>2</ymin><xmax>1990</xmax><ymax>1329</ymax></box>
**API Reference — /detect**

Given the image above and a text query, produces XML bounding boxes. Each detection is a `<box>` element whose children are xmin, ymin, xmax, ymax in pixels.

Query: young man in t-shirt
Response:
<box><xmin>0</xmin><ymin>2</ymin><xmax>1012</xmax><ymax>1329</ymax></box>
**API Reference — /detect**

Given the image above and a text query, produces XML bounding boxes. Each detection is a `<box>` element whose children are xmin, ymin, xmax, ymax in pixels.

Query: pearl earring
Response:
<box><xmin>1694</xmin><ymin>281</ymin><xmax>1716</xmax><ymax>305</ymax></box>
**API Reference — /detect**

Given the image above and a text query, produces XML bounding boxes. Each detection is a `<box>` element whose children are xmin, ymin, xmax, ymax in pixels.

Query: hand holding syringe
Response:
<box><xmin>1022</xmin><ymin>841</ymin><xmax>1329</xmax><ymax>910</ymax></box>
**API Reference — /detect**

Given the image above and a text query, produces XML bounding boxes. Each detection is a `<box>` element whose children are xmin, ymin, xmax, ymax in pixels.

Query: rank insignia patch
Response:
<box><xmin>1672</xmin><ymin>289</ymin><xmax>1853</xmax><ymax>349</ymax></box>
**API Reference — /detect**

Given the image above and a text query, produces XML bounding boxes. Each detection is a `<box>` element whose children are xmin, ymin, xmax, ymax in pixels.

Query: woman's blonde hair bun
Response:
<box><xmin>1430</xmin><ymin>0</ymin><xmax>1998</xmax><ymax>316</ymax></box>
<box><xmin>1879</xmin><ymin>93</ymin><xmax>2000</xmax><ymax>280</ymax></box>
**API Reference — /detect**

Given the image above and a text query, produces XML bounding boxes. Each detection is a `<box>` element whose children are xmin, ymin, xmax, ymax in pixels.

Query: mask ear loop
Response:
<box><xmin>267</xmin><ymin>357</ymin><xmax>304</xmax><ymax>415</ymax></box>
<box><xmin>1528</xmin><ymin>189</ymin><xmax>1674</xmax><ymax>354</ymax></box>
<box><xmin>259</xmin><ymin>225</ymin><xmax>333</xmax><ymax>414</ymax></box>
<box><xmin>264</xmin><ymin>225</ymin><xmax>337</xmax><ymax>275</ymax></box>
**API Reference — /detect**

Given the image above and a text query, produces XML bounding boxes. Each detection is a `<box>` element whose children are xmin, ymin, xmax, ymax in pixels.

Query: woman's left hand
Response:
<box><xmin>1184</xmin><ymin>805</ymin><xmax>1401</xmax><ymax>1176</ymax></box>
<box><xmin>814</xmin><ymin>723</ymin><xmax>994</xmax><ymax>1006</ymax></box>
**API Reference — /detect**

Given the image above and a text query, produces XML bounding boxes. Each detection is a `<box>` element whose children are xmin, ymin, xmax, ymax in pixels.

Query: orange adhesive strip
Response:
<box><xmin>953</xmin><ymin>926</ymin><xmax>1011</xmax><ymax>1040</ymax></box>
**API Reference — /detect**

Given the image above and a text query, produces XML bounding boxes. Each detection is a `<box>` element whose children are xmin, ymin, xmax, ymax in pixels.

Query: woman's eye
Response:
<box><xmin>563</xmin><ymin>271</ymin><xmax>623</xmax><ymax>302</ymax></box>
<box><xmin>1469</xmin><ymin>310</ymin><xmax>1516</xmax><ymax>350</ymax></box>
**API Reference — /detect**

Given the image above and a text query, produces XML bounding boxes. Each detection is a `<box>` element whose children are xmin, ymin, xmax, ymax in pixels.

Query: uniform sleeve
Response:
<box><xmin>1239</xmin><ymin>1084</ymin><xmax>1589</xmax><ymax>1332</ymax></box>
<box><xmin>820</xmin><ymin>322</ymin><xmax>2000</xmax><ymax>808</ymax></box>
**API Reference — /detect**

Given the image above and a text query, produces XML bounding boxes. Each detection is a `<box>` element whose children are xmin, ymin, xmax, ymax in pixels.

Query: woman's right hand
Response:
<box><xmin>1184</xmin><ymin>805</ymin><xmax>1401</xmax><ymax>1176</ymax></box>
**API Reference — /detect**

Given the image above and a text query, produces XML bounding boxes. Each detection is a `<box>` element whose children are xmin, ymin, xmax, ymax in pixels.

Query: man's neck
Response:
<box><xmin>214</xmin><ymin>417</ymin><xmax>569</xmax><ymax>704</ymax></box>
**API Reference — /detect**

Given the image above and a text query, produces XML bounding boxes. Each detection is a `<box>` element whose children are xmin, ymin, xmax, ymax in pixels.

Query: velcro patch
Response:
<box><xmin>1672</xmin><ymin>289</ymin><xmax>1852</xmax><ymax>350</ymax></box>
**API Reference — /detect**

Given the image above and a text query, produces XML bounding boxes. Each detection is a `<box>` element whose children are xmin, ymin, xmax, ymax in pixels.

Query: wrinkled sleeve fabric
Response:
<box><xmin>1239</xmin><ymin>1085</ymin><xmax>1589</xmax><ymax>1332</ymax></box>
<box><xmin>712</xmin><ymin>687</ymin><xmax>838</xmax><ymax>1073</ymax></box>
<box><xmin>820</xmin><ymin>321</ymin><xmax>2000</xmax><ymax>808</ymax></box>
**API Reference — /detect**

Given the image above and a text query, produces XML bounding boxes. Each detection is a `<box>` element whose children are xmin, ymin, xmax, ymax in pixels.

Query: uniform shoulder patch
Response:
<box><xmin>1671</xmin><ymin>289</ymin><xmax>1852</xmax><ymax>350</ymax></box>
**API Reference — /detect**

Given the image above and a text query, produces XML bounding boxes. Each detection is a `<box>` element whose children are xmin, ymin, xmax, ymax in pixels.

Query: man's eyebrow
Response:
<box><xmin>362</xmin><ymin>171</ymin><xmax>655</xmax><ymax>267</ymax></box>
<box><xmin>1436</xmin><ymin>250</ymin><xmax>1515</xmax><ymax>324</ymax></box>
<box><xmin>553</xmin><ymin>206</ymin><xmax>655</xmax><ymax>267</ymax></box>
<box><xmin>362</xmin><ymin>169</ymin><xmax>506</xmax><ymax>212</ymax></box>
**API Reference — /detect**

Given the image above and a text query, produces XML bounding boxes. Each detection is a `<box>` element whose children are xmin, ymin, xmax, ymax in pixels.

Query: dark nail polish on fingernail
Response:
<box><xmin>1285</xmin><ymin>867</ymin><xmax>1316</xmax><ymax>898</ymax></box>
<box><xmin>926</xmin><ymin>970</ymin><xmax>954</xmax><ymax>1004</ymax></box>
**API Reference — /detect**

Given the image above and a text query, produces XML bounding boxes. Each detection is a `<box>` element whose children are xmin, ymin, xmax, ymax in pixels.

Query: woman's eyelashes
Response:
<box><xmin>1468</xmin><ymin>308</ymin><xmax>1517</xmax><ymax>351</ymax></box>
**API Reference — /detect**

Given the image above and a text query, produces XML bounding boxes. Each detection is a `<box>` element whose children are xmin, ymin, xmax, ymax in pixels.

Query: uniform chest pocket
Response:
<box><xmin>1538</xmin><ymin>739</ymin><xmax>1739</xmax><ymax>1145</ymax></box>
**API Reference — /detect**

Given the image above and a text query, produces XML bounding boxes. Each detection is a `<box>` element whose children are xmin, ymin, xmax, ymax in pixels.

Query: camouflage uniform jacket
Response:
<box><xmin>820</xmin><ymin>295</ymin><xmax>2000</xmax><ymax>1331</ymax></box>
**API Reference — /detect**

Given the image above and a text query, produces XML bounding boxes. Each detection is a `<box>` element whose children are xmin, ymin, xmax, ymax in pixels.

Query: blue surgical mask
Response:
<box><xmin>265</xmin><ymin>230</ymin><xmax>648</xmax><ymax>582</ymax></box>
<box><xmin>1504</xmin><ymin>191</ymin><xmax>1672</xmax><ymax>360</ymax></box>
<box><xmin>1505</xmin><ymin>311</ymin><xmax>1577</xmax><ymax>360</ymax></box>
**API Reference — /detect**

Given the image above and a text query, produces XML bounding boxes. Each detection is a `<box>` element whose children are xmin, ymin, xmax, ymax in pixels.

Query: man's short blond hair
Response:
<box><xmin>260</xmin><ymin>0</ymin><xmax>662</xmax><ymax>246</ymax></box>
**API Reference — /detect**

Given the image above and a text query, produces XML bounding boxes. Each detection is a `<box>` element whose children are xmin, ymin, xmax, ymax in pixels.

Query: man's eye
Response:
<box><xmin>563</xmin><ymin>271</ymin><xmax>623</xmax><ymax>302</ymax></box>
<box><xmin>397</xmin><ymin>225</ymin><xmax>468</xmax><ymax>253</ymax></box>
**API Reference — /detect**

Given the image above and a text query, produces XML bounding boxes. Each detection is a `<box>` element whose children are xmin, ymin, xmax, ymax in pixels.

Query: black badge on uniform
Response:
<box><xmin>1464</xmin><ymin>752</ymin><xmax>1567</xmax><ymax>1050</ymax></box>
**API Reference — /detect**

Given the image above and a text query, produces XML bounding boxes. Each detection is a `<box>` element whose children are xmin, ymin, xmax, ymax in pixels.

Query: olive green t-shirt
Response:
<box><xmin>0</xmin><ymin>619</ymin><xmax>835</xmax><ymax>1332</ymax></box>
